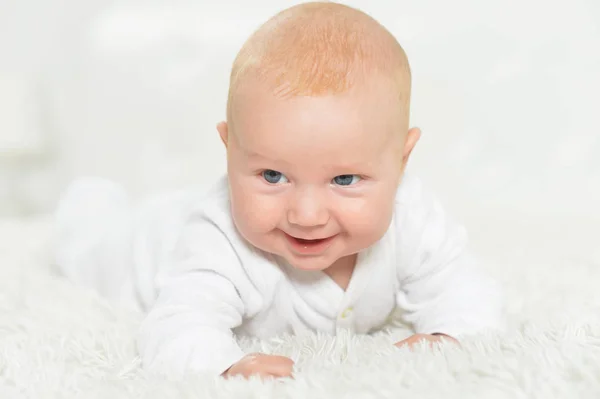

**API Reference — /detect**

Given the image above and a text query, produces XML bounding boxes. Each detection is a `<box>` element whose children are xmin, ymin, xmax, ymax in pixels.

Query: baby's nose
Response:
<box><xmin>287</xmin><ymin>191</ymin><xmax>329</xmax><ymax>227</ymax></box>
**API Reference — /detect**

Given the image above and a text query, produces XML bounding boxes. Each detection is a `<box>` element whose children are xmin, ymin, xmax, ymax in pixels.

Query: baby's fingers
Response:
<box><xmin>261</xmin><ymin>355</ymin><xmax>295</xmax><ymax>378</ymax></box>
<box><xmin>224</xmin><ymin>353</ymin><xmax>295</xmax><ymax>380</ymax></box>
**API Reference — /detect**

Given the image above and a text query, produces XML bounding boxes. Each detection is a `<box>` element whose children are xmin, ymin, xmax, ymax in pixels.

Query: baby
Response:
<box><xmin>55</xmin><ymin>2</ymin><xmax>503</xmax><ymax>379</ymax></box>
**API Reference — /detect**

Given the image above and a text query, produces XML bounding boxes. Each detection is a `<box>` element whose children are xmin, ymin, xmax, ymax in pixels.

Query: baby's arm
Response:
<box><xmin>137</xmin><ymin>213</ymin><xmax>293</xmax><ymax>378</ymax></box>
<box><xmin>394</xmin><ymin>177</ymin><xmax>504</xmax><ymax>341</ymax></box>
<box><xmin>138</xmin><ymin>270</ymin><xmax>294</xmax><ymax>378</ymax></box>
<box><xmin>138</xmin><ymin>269</ymin><xmax>246</xmax><ymax>376</ymax></box>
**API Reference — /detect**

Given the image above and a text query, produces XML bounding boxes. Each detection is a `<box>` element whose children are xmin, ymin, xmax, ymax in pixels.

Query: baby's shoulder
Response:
<box><xmin>391</xmin><ymin>174</ymin><xmax>442</xmax><ymax>236</ymax></box>
<box><xmin>394</xmin><ymin>173</ymin><xmax>428</xmax><ymax>208</ymax></box>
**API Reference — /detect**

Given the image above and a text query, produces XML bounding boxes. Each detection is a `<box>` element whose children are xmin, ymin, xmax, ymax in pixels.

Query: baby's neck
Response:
<box><xmin>323</xmin><ymin>254</ymin><xmax>357</xmax><ymax>291</ymax></box>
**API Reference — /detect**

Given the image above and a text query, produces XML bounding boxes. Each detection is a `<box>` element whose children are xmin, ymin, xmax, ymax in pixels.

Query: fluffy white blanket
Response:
<box><xmin>1</xmin><ymin>212</ymin><xmax>599</xmax><ymax>398</ymax></box>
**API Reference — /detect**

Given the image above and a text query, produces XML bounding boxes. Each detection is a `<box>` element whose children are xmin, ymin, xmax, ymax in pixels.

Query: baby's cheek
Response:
<box><xmin>349</xmin><ymin>197</ymin><xmax>394</xmax><ymax>242</ymax></box>
<box><xmin>232</xmin><ymin>192</ymin><xmax>280</xmax><ymax>234</ymax></box>
<box><xmin>232</xmin><ymin>194</ymin><xmax>285</xmax><ymax>254</ymax></box>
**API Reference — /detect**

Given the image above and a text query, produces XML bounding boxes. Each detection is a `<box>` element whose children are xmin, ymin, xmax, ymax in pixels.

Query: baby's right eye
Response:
<box><xmin>262</xmin><ymin>170</ymin><xmax>289</xmax><ymax>185</ymax></box>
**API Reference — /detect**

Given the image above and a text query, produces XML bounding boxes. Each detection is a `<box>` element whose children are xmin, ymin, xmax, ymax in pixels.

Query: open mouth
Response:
<box><xmin>284</xmin><ymin>233</ymin><xmax>336</xmax><ymax>255</ymax></box>
<box><xmin>294</xmin><ymin>237</ymin><xmax>327</xmax><ymax>245</ymax></box>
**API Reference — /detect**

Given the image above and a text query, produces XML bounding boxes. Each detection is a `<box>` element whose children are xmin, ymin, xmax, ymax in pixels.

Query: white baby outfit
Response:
<box><xmin>55</xmin><ymin>174</ymin><xmax>504</xmax><ymax>376</ymax></box>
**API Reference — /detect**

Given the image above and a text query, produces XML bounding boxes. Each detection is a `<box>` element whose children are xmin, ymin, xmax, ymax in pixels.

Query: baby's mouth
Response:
<box><xmin>293</xmin><ymin>237</ymin><xmax>327</xmax><ymax>244</ymax></box>
<box><xmin>284</xmin><ymin>232</ymin><xmax>337</xmax><ymax>254</ymax></box>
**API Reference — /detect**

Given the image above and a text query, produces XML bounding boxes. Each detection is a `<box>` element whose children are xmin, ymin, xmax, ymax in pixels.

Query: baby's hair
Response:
<box><xmin>226</xmin><ymin>1</ymin><xmax>411</xmax><ymax>123</ymax></box>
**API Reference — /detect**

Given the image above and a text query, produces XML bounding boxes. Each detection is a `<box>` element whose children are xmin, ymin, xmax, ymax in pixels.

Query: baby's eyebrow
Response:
<box><xmin>243</xmin><ymin>146</ymin><xmax>376</xmax><ymax>170</ymax></box>
<box><xmin>245</xmin><ymin>149</ymin><xmax>267</xmax><ymax>159</ymax></box>
<box><xmin>244</xmin><ymin>149</ymin><xmax>291</xmax><ymax>165</ymax></box>
<box><xmin>327</xmin><ymin>159</ymin><xmax>375</xmax><ymax>170</ymax></box>
<box><xmin>245</xmin><ymin>149</ymin><xmax>272</xmax><ymax>160</ymax></box>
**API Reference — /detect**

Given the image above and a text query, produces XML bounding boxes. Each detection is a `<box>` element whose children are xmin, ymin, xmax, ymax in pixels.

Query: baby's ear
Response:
<box><xmin>217</xmin><ymin>121</ymin><xmax>229</xmax><ymax>147</ymax></box>
<box><xmin>402</xmin><ymin>127</ymin><xmax>421</xmax><ymax>167</ymax></box>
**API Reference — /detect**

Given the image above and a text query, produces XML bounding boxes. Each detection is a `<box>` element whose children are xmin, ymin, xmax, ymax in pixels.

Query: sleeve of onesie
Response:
<box><xmin>394</xmin><ymin>176</ymin><xmax>505</xmax><ymax>338</ymax></box>
<box><xmin>137</xmin><ymin>213</ymin><xmax>253</xmax><ymax>376</ymax></box>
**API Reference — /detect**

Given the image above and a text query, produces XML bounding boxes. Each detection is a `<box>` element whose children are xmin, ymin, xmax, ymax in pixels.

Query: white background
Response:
<box><xmin>1</xmin><ymin>0</ymin><xmax>599</xmax><ymax>229</ymax></box>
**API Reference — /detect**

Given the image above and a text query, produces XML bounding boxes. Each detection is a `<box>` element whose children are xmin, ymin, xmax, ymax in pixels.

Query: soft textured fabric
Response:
<box><xmin>54</xmin><ymin>174</ymin><xmax>503</xmax><ymax>376</ymax></box>
<box><xmin>1</xmin><ymin>209</ymin><xmax>599</xmax><ymax>398</ymax></box>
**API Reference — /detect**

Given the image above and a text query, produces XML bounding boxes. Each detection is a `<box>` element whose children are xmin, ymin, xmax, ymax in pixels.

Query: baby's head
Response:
<box><xmin>217</xmin><ymin>2</ymin><xmax>420</xmax><ymax>271</ymax></box>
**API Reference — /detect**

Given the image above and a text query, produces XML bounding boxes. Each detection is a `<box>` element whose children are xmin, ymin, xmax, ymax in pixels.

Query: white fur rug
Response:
<box><xmin>1</xmin><ymin>211</ymin><xmax>600</xmax><ymax>398</ymax></box>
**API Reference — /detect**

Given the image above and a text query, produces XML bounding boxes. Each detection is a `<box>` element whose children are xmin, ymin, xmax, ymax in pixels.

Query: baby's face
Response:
<box><xmin>221</xmin><ymin>79</ymin><xmax>414</xmax><ymax>272</ymax></box>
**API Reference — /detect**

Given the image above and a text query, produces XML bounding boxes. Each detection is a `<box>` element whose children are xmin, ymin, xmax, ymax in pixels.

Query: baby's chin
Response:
<box><xmin>280</xmin><ymin>253</ymin><xmax>342</xmax><ymax>272</ymax></box>
<box><xmin>283</xmin><ymin>256</ymin><xmax>333</xmax><ymax>272</ymax></box>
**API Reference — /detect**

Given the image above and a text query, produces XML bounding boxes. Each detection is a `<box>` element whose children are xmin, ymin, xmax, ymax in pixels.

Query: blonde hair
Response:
<box><xmin>226</xmin><ymin>2</ymin><xmax>411</xmax><ymax>124</ymax></box>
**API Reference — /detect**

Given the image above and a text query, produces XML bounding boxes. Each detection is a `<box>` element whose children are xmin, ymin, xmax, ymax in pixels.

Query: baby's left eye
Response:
<box><xmin>332</xmin><ymin>175</ymin><xmax>361</xmax><ymax>186</ymax></box>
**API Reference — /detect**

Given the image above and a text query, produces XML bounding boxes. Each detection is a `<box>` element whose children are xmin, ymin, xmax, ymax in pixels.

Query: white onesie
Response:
<box><xmin>55</xmin><ymin>174</ymin><xmax>504</xmax><ymax>376</ymax></box>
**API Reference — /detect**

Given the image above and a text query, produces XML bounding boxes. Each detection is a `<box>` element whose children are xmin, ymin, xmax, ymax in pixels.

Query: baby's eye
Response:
<box><xmin>262</xmin><ymin>170</ymin><xmax>289</xmax><ymax>184</ymax></box>
<box><xmin>332</xmin><ymin>174</ymin><xmax>361</xmax><ymax>186</ymax></box>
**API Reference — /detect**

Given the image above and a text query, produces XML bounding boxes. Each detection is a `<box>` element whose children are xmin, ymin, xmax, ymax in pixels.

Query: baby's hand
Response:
<box><xmin>222</xmin><ymin>353</ymin><xmax>294</xmax><ymax>379</ymax></box>
<box><xmin>394</xmin><ymin>333</ymin><xmax>459</xmax><ymax>349</ymax></box>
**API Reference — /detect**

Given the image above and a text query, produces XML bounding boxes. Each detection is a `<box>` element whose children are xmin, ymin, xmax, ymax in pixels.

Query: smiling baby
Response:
<box><xmin>55</xmin><ymin>1</ymin><xmax>503</xmax><ymax>379</ymax></box>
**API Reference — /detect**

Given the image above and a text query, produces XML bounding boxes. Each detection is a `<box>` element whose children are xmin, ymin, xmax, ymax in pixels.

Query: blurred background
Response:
<box><xmin>1</xmin><ymin>0</ymin><xmax>599</xmax><ymax>253</ymax></box>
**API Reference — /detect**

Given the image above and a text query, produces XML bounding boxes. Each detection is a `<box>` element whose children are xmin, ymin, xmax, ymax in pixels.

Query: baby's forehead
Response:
<box><xmin>232</xmin><ymin>73</ymin><xmax>406</xmax><ymax>130</ymax></box>
<box><xmin>233</xmin><ymin>85</ymin><xmax>403</xmax><ymax>160</ymax></box>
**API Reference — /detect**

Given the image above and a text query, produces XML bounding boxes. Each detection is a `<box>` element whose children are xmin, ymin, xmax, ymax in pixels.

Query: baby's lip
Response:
<box><xmin>283</xmin><ymin>232</ymin><xmax>338</xmax><ymax>256</ymax></box>
<box><xmin>286</xmin><ymin>233</ymin><xmax>335</xmax><ymax>241</ymax></box>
